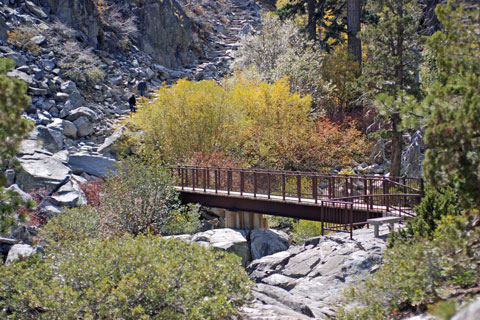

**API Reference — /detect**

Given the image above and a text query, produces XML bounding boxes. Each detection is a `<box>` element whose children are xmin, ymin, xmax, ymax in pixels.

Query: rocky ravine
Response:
<box><xmin>0</xmin><ymin>0</ymin><xmax>262</xmax><ymax>222</ymax></box>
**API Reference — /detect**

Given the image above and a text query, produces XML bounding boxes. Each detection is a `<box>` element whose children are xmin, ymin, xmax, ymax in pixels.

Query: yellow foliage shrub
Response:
<box><xmin>126</xmin><ymin>77</ymin><xmax>369</xmax><ymax>171</ymax></box>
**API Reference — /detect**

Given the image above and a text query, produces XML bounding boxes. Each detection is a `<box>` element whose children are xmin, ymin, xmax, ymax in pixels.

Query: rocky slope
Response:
<box><xmin>0</xmin><ymin>0</ymin><xmax>262</xmax><ymax>220</ymax></box>
<box><xmin>239</xmin><ymin>225</ymin><xmax>390</xmax><ymax>320</ymax></box>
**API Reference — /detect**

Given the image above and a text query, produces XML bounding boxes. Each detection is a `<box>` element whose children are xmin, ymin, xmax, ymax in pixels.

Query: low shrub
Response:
<box><xmin>7</xmin><ymin>28</ymin><xmax>41</xmax><ymax>55</ymax></box>
<box><xmin>38</xmin><ymin>206</ymin><xmax>106</xmax><ymax>244</ymax></box>
<box><xmin>338</xmin><ymin>214</ymin><xmax>480</xmax><ymax>320</ymax></box>
<box><xmin>291</xmin><ymin>219</ymin><xmax>324</xmax><ymax>244</ymax></box>
<box><xmin>0</xmin><ymin>235</ymin><xmax>252</xmax><ymax>319</ymax></box>
<box><xmin>389</xmin><ymin>187</ymin><xmax>459</xmax><ymax>246</ymax></box>
<box><xmin>102</xmin><ymin>157</ymin><xmax>201</xmax><ymax>236</ymax></box>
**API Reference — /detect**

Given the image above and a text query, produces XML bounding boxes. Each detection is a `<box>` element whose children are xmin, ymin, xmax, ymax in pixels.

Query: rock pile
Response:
<box><xmin>0</xmin><ymin>0</ymin><xmax>263</xmax><ymax>219</ymax></box>
<box><xmin>239</xmin><ymin>225</ymin><xmax>390</xmax><ymax>319</ymax></box>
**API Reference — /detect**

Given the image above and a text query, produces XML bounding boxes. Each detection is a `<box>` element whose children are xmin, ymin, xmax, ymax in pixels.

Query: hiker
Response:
<box><xmin>137</xmin><ymin>80</ymin><xmax>147</xmax><ymax>97</ymax></box>
<box><xmin>128</xmin><ymin>94</ymin><xmax>136</xmax><ymax>113</ymax></box>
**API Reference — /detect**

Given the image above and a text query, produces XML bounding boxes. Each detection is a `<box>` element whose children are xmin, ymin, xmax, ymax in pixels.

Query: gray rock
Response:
<box><xmin>5</xmin><ymin>244</ymin><xmax>34</xmax><ymax>266</ymax></box>
<box><xmin>7</xmin><ymin>70</ymin><xmax>33</xmax><ymax>85</ymax></box>
<box><xmin>97</xmin><ymin>128</ymin><xmax>123</xmax><ymax>155</ymax></box>
<box><xmin>30</xmin><ymin>35</ymin><xmax>46</xmax><ymax>45</ymax></box>
<box><xmin>254</xmin><ymin>284</ymin><xmax>315</xmax><ymax>317</ymax></box>
<box><xmin>47</xmin><ymin>0</ymin><xmax>101</xmax><ymax>47</ymax></box>
<box><xmin>68</xmin><ymin>153</ymin><xmax>116</xmax><ymax>177</ymax></box>
<box><xmin>25</xmin><ymin>1</ymin><xmax>48</xmax><ymax>19</ymax></box>
<box><xmin>51</xmin><ymin>179</ymin><xmax>86</xmax><ymax>207</ymax></box>
<box><xmin>62</xmin><ymin>120</ymin><xmax>77</xmax><ymax>139</ymax></box>
<box><xmin>28</xmin><ymin>87</ymin><xmax>48</xmax><ymax>96</ymax></box>
<box><xmin>6</xmin><ymin>184</ymin><xmax>33</xmax><ymax>203</ymax></box>
<box><xmin>60</xmin><ymin>80</ymin><xmax>77</xmax><ymax>93</ymax></box>
<box><xmin>37</xmin><ymin>125</ymin><xmax>64</xmax><ymax>153</ymax></box>
<box><xmin>69</xmin><ymin>90</ymin><xmax>84</xmax><ymax>108</ymax></box>
<box><xmin>16</xmin><ymin>152</ymin><xmax>71</xmax><ymax>192</ymax></box>
<box><xmin>0</xmin><ymin>15</ymin><xmax>7</xmax><ymax>41</ymax></box>
<box><xmin>67</xmin><ymin>107</ymin><xmax>96</xmax><ymax>122</ymax></box>
<box><xmin>138</xmin><ymin>0</ymin><xmax>199</xmax><ymax>67</ymax></box>
<box><xmin>10</xmin><ymin>225</ymin><xmax>38</xmax><ymax>244</ymax></box>
<box><xmin>250</xmin><ymin>228</ymin><xmax>289</xmax><ymax>260</ymax></box>
<box><xmin>109</xmin><ymin>75</ymin><xmax>123</xmax><ymax>85</ymax></box>
<box><xmin>40</xmin><ymin>59</ymin><xmax>56</xmax><ymax>72</ymax></box>
<box><xmin>192</xmin><ymin>229</ymin><xmax>251</xmax><ymax>266</ymax></box>
<box><xmin>73</xmin><ymin>116</ymin><xmax>93</xmax><ymax>137</ymax></box>
<box><xmin>55</xmin><ymin>92</ymin><xmax>69</xmax><ymax>102</ymax></box>
<box><xmin>452</xmin><ymin>297</ymin><xmax>480</xmax><ymax>320</ymax></box>
<box><xmin>39</xmin><ymin>199</ymin><xmax>62</xmax><ymax>216</ymax></box>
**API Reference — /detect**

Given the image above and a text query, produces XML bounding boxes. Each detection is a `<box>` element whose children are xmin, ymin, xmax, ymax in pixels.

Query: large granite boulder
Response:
<box><xmin>241</xmin><ymin>226</ymin><xmax>390</xmax><ymax>319</ymax></box>
<box><xmin>51</xmin><ymin>179</ymin><xmax>87</xmax><ymax>207</ymax></box>
<box><xmin>5</xmin><ymin>244</ymin><xmax>34</xmax><ymax>266</ymax></box>
<box><xmin>16</xmin><ymin>151</ymin><xmax>71</xmax><ymax>193</ymax></box>
<box><xmin>452</xmin><ymin>296</ymin><xmax>480</xmax><ymax>320</ymax></box>
<box><xmin>250</xmin><ymin>228</ymin><xmax>289</xmax><ymax>260</ymax></box>
<box><xmin>68</xmin><ymin>153</ymin><xmax>116</xmax><ymax>177</ymax></box>
<box><xmin>192</xmin><ymin>228</ymin><xmax>251</xmax><ymax>266</ymax></box>
<box><xmin>37</xmin><ymin>125</ymin><xmax>64</xmax><ymax>153</ymax></box>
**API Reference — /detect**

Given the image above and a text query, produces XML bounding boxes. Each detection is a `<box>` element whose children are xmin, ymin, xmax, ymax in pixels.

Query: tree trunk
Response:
<box><xmin>307</xmin><ymin>0</ymin><xmax>317</xmax><ymax>41</ymax></box>
<box><xmin>347</xmin><ymin>0</ymin><xmax>362</xmax><ymax>69</ymax></box>
<box><xmin>390</xmin><ymin>114</ymin><xmax>403</xmax><ymax>177</ymax></box>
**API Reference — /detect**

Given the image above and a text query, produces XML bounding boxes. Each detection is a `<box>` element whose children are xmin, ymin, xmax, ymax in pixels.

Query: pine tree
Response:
<box><xmin>419</xmin><ymin>0</ymin><xmax>480</xmax><ymax>208</ymax></box>
<box><xmin>0</xmin><ymin>58</ymin><xmax>34</xmax><ymax>233</ymax></box>
<box><xmin>358</xmin><ymin>0</ymin><xmax>422</xmax><ymax>177</ymax></box>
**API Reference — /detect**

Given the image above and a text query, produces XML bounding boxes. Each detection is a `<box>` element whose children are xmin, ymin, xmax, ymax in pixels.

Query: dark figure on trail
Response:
<box><xmin>128</xmin><ymin>94</ymin><xmax>136</xmax><ymax>113</ymax></box>
<box><xmin>137</xmin><ymin>81</ymin><xmax>147</xmax><ymax>97</ymax></box>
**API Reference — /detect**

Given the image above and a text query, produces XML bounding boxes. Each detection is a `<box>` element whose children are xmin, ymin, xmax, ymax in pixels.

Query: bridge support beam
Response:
<box><xmin>225</xmin><ymin>210</ymin><xmax>268</xmax><ymax>229</ymax></box>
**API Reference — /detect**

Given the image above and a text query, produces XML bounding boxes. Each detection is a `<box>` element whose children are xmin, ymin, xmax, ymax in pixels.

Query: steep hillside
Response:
<box><xmin>0</xmin><ymin>0</ymin><xmax>263</xmax><ymax>220</ymax></box>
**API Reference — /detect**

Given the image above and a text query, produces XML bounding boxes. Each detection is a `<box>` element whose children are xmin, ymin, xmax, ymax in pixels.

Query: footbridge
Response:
<box><xmin>170</xmin><ymin>166</ymin><xmax>424</xmax><ymax>238</ymax></box>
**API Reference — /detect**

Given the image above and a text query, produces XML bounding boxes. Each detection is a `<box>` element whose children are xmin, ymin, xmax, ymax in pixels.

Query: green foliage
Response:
<box><xmin>428</xmin><ymin>300</ymin><xmax>458</xmax><ymax>320</ymax></box>
<box><xmin>357</xmin><ymin>0</ymin><xmax>422</xmax><ymax>176</ymax></box>
<box><xmin>266</xmin><ymin>215</ymin><xmax>295</xmax><ymax>229</ymax></box>
<box><xmin>127</xmin><ymin>77</ymin><xmax>369</xmax><ymax>171</ymax></box>
<box><xmin>0</xmin><ymin>58</ymin><xmax>34</xmax><ymax>235</ymax></box>
<box><xmin>102</xmin><ymin>158</ymin><xmax>201</xmax><ymax>236</ymax></box>
<box><xmin>0</xmin><ymin>58</ymin><xmax>33</xmax><ymax>163</ymax></box>
<box><xmin>390</xmin><ymin>187</ymin><xmax>459</xmax><ymax>245</ymax></box>
<box><xmin>417</xmin><ymin>0</ymin><xmax>480</xmax><ymax>208</ymax></box>
<box><xmin>291</xmin><ymin>219</ymin><xmax>324</xmax><ymax>244</ymax></box>
<box><xmin>0</xmin><ymin>235</ymin><xmax>252</xmax><ymax>319</ymax></box>
<box><xmin>338</xmin><ymin>214</ymin><xmax>480</xmax><ymax>319</ymax></box>
<box><xmin>38</xmin><ymin>206</ymin><xmax>106</xmax><ymax>244</ymax></box>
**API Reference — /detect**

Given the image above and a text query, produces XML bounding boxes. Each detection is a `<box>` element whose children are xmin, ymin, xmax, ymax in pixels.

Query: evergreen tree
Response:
<box><xmin>0</xmin><ymin>58</ymin><xmax>34</xmax><ymax>233</ymax></box>
<box><xmin>419</xmin><ymin>0</ymin><xmax>480</xmax><ymax>208</ymax></box>
<box><xmin>357</xmin><ymin>0</ymin><xmax>422</xmax><ymax>177</ymax></box>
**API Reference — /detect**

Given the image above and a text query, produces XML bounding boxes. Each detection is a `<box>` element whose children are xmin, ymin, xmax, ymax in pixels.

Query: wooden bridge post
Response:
<box><xmin>313</xmin><ymin>175</ymin><xmax>318</xmax><ymax>204</ymax></box>
<box><xmin>214</xmin><ymin>169</ymin><xmax>218</xmax><ymax>194</ymax></box>
<box><xmin>282</xmin><ymin>173</ymin><xmax>286</xmax><ymax>200</ymax></box>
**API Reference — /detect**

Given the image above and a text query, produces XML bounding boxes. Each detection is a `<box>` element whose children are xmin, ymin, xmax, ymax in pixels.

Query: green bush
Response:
<box><xmin>291</xmin><ymin>219</ymin><xmax>324</xmax><ymax>244</ymax></box>
<box><xmin>102</xmin><ymin>158</ymin><xmax>201</xmax><ymax>236</ymax></box>
<box><xmin>0</xmin><ymin>235</ymin><xmax>252</xmax><ymax>319</ymax></box>
<box><xmin>338</xmin><ymin>214</ymin><xmax>480</xmax><ymax>320</ymax></box>
<box><xmin>390</xmin><ymin>187</ymin><xmax>458</xmax><ymax>246</ymax></box>
<box><xmin>38</xmin><ymin>206</ymin><xmax>106</xmax><ymax>244</ymax></box>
